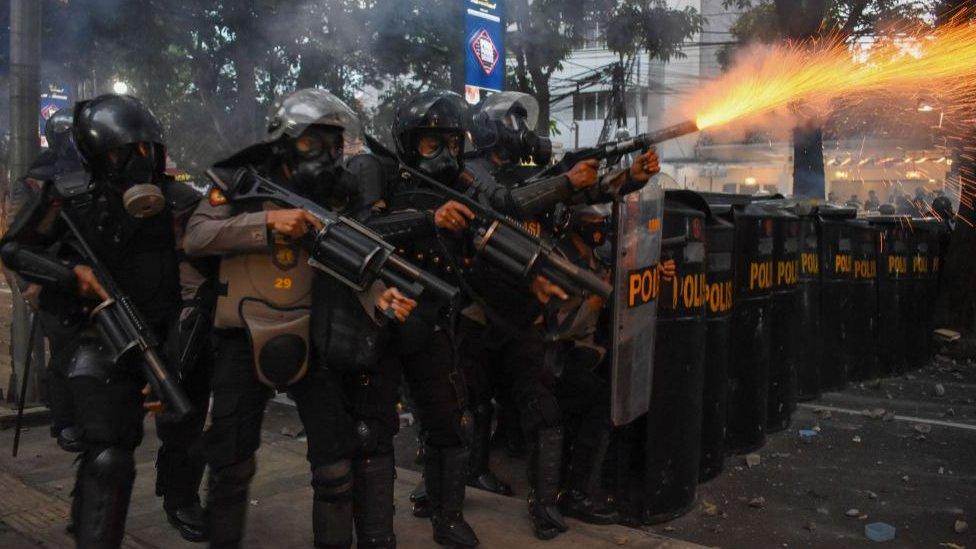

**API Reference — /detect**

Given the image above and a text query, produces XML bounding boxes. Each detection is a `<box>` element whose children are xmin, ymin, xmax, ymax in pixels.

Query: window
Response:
<box><xmin>573</xmin><ymin>90</ymin><xmax>648</xmax><ymax>122</ymax></box>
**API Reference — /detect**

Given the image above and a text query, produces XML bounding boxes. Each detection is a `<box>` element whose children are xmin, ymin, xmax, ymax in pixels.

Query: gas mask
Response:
<box><xmin>416</xmin><ymin>131</ymin><xmax>463</xmax><ymax>183</ymax></box>
<box><xmin>287</xmin><ymin>126</ymin><xmax>343</xmax><ymax>193</ymax></box>
<box><xmin>495</xmin><ymin>113</ymin><xmax>552</xmax><ymax>165</ymax></box>
<box><xmin>103</xmin><ymin>142</ymin><xmax>166</xmax><ymax>219</ymax></box>
<box><xmin>573</xmin><ymin>219</ymin><xmax>610</xmax><ymax>248</ymax></box>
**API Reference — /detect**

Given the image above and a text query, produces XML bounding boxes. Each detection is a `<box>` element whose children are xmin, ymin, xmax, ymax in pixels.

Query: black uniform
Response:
<box><xmin>1</xmin><ymin>95</ymin><xmax>211</xmax><ymax>547</ymax></box>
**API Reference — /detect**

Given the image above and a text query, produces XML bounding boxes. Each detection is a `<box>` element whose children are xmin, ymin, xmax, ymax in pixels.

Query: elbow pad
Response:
<box><xmin>0</xmin><ymin>242</ymin><xmax>76</xmax><ymax>290</ymax></box>
<box><xmin>366</xmin><ymin>210</ymin><xmax>434</xmax><ymax>245</ymax></box>
<box><xmin>510</xmin><ymin>175</ymin><xmax>575</xmax><ymax>217</ymax></box>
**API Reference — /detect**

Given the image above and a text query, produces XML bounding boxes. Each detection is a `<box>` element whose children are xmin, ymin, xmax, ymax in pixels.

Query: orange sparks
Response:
<box><xmin>686</xmin><ymin>18</ymin><xmax>976</xmax><ymax>132</ymax></box>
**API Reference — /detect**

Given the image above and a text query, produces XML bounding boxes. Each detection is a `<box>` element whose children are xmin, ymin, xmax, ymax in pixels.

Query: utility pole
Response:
<box><xmin>7</xmin><ymin>0</ymin><xmax>44</xmax><ymax>405</ymax></box>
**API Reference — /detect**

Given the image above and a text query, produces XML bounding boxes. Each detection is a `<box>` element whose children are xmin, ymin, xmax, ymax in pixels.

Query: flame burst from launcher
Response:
<box><xmin>685</xmin><ymin>18</ymin><xmax>976</xmax><ymax>131</ymax></box>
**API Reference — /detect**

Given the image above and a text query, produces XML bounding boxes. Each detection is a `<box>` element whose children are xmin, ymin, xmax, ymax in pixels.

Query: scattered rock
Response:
<box><xmin>945</xmin><ymin>408</ymin><xmax>956</xmax><ymax>418</ymax></box>
<box><xmin>613</xmin><ymin>534</ymin><xmax>629</xmax><ymax>545</ymax></box>
<box><xmin>852</xmin><ymin>435</ymin><xmax>862</xmax><ymax>443</ymax></box>
<box><xmin>939</xmin><ymin>466</ymin><xmax>945</xmax><ymax>475</ymax></box>
<box><xmin>280</xmin><ymin>426</ymin><xmax>296</xmax><ymax>437</ymax></box>
<box><xmin>249</xmin><ymin>499</ymin><xmax>259</xmax><ymax>506</ymax></box>
<box><xmin>866</xmin><ymin>490</ymin><xmax>878</xmax><ymax>500</ymax></box>
<box><xmin>954</xmin><ymin>520</ymin><xmax>968</xmax><ymax>534</ymax></box>
<box><xmin>847</xmin><ymin>508</ymin><xmax>861</xmax><ymax>517</ymax></box>
<box><xmin>901</xmin><ymin>475</ymin><xmax>910</xmax><ymax>483</ymax></box>
<box><xmin>663</xmin><ymin>526</ymin><xmax>676</xmax><ymax>532</ymax></box>
<box><xmin>702</xmin><ymin>500</ymin><xmax>719</xmax><ymax>517</ymax></box>
<box><xmin>935</xmin><ymin>383</ymin><xmax>946</xmax><ymax>397</ymax></box>
<box><xmin>748</xmin><ymin>496</ymin><xmax>766</xmax><ymax>509</ymax></box>
<box><xmin>816</xmin><ymin>507</ymin><xmax>830</xmax><ymax>515</ymax></box>
<box><xmin>914</xmin><ymin>423</ymin><xmax>932</xmax><ymax>434</ymax></box>
<box><xmin>804</xmin><ymin>521</ymin><xmax>817</xmax><ymax>531</ymax></box>
<box><xmin>813</xmin><ymin>425</ymin><xmax>822</xmax><ymax>432</ymax></box>
<box><xmin>745</xmin><ymin>453</ymin><xmax>761</xmax><ymax>468</ymax></box>
<box><xmin>864</xmin><ymin>408</ymin><xmax>886</xmax><ymax>419</ymax></box>
<box><xmin>916</xmin><ymin>435</ymin><xmax>928</xmax><ymax>442</ymax></box>
<box><xmin>816</xmin><ymin>409</ymin><xmax>833</xmax><ymax>419</ymax></box>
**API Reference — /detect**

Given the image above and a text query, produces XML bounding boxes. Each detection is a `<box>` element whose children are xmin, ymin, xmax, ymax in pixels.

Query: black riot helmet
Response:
<box><xmin>469</xmin><ymin>91</ymin><xmax>551</xmax><ymax>165</ymax></box>
<box><xmin>393</xmin><ymin>90</ymin><xmax>467</xmax><ymax>183</ymax></box>
<box><xmin>44</xmin><ymin>108</ymin><xmax>74</xmax><ymax>153</ymax></box>
<box><xmin>73</xmin><ymin>94</ymin><xmax>168</xmax><ymax>218</ymax></box>
<box><xmin>265</xmin><ymin>88</ymin><xmax>361</xmax><ymax>203</ymax></box>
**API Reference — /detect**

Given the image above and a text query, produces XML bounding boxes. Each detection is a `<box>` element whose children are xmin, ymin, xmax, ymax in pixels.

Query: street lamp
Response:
<box><xmin>113</xmin><ymin>81</ymin><xmax>129</xmax><ymax>95</ymax></box>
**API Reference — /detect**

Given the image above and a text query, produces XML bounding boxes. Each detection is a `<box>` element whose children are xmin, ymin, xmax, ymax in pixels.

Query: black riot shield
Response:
<box><xmin>870</xmin><ymin>215</ymin><xmax>912</xmax><ymax>375</ymax></box>
<box><xmin>818</xmin><ymin>206</ymin><xmax>857</xmax><ymax>390</ymax></box>
<box><xmin>764</xmin><ymin>205</ymin><xmax>800</xmax><ymax>432</ymax></box>
<box><xmin>724</xmin><ymin>201</ymin><xmax>774</xmax><ymax>453</ymax></box>
<box><xmin>638</xmin><ymin>191</ymin><xmax>708</xmax><ymax>524</ymax></box>
<box><xmin>609</xmin><ymin>175</ymin><xmax>664</xmax><ymax>426</ymax></box>
<box><xmin>699</xmin><ymin>204</ymin><xmax>734</xmax><ymax>483</ymax></box>
<box><xmin>908</xmin><ymin>218</ymin><xmax>940</xmax><ymax>368</ymax></box>
<box><xmin>796</xmin><ymin>210</ymin><xmax>823</xmax><ymax>400</ymax></box>
<box><xmin>846</xmin><ymin>219</ymin><xmax>880</xmax><ymax>381</ymax></box>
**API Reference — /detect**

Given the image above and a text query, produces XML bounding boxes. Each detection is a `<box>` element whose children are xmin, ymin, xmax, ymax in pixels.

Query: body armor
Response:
<box><xmin>214</xmin><ymin>202</ymin><xmax>313</xmax><ymax>389</ymax></box>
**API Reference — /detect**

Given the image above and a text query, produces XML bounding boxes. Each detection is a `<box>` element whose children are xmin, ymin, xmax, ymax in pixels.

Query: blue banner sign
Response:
<box><xmin>464</xmin><ymin>0</ymin><xmax>505</xmax><ymax>102</ymax></box>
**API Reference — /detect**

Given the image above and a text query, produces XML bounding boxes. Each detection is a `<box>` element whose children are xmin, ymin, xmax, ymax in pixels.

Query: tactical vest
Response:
<box><xmin>214</xmin><ymin>202</ymin><xmax>313</xmax><ymax>389</ymax></box>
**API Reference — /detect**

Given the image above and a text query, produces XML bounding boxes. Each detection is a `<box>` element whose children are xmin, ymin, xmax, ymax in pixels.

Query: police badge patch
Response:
<box><xmin>272</xmin><ymin>242</ymin><xmax>301</xmax><ymax>270</ymax></box>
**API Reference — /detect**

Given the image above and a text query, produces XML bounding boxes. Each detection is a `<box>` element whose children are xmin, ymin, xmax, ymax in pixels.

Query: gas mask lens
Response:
<box><xmin>418</xmin><ymin>133</ymin><xmax>461</xmax><ymax>159</ymax></box>
<box><xmin>294</xmin><ymin>128</ymin><xmax>343</xmax><ymax>161</ymax></box>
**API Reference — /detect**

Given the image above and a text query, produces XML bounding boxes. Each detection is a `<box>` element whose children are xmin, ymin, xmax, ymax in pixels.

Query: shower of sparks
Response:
<box><xmin>683</xmin><ymin>17</ymin><xmax>976</xmax><ymax>132</ymax></box>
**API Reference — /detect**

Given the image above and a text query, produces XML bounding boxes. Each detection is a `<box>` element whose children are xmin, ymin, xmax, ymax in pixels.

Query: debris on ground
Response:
<box><xmin>866</xmin><ymin>490</ymin><xmax>878</xmax><ymax>500</ymax></box>
<box><xmin>279</xmin><ymin>427</ymin><xmax>296</xmax><ymax>437</ymax></box>
<box><xmin>914</xmin><ymin>424</ymin><xmax>933</xmax><ymax>434</ymax></box>
<box><xmin>816</xmin><ymin>507</ymin><xmax>829</xmax><ymax>515</ymax></box>
<box><xmin>865</xmin><ymin>522</ymin><xmax>896</xmax><ymax>542</ymax></box>
<box><xmin>863</xmin><ymin>408</ymin><xmax>886</xmax><ymax>419</ymax></box>
<box><xmin>954</xmin><ymin>520</ymin><xmax>968</xmax><ymax>534</ymax></box>
<box><xmin>902</xmin><ymin>475</ymin><xmax>911</xmax><ymax>483</ymax></box>
<box><xmin>934</xmin><ymin>383</ymin><xmax>946</xmax><ymax>396</ymax></box>
<box><xmin>883</xmin><ymin>411</ymin><xmax>896</xmax><ymax>422</ymax></box>
<box><xmin>748</xmin><ymin>496</ymin><xmax>766</xmax><ymax>509</ymax></box>
<box><xmin>846</xmin><ymin>508</ymin><xmax>861</xmax><ymax>517</ymax></box>
<box><xmin>613</xmin><ymin>534</ymin><xmax>629</xmax><ymax>545</ymax></box>
<box><xmin>745</xmin><ymin>453</ymin><xmax>761</xmax><ymax>468</ymax></box>
<box><xmin>815</xmin><ymin>409</ymin><xmax>833</xmax><ymax>419</ymax></box>
<box><xmin>853</xmin><ymin>435</ymin><xmax>862</xmax><ymax>443</ymax></box>
<box><xmin>799</xmin><ymin>429</ymin><xmax>818</xmax><ymax>438</ymax></box>
<box><xmin>702</xmin><ymin>500</ymin><xmax>719</xmax><ymax>517</ymax></box>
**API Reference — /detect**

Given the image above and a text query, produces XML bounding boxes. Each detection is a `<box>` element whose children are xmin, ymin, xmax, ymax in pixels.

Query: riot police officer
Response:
<box><xmin>1</xmin><ymin>94</ymin><xmax>206</xmax><ymax>547</ymax></box>
<box><xmin>462</xmin><ymin>92</ymin><xmax>660</xmax><ymax>538</ymax></box>
<box><xmin>185</xmin><ymin>88</ymin><xmax>416</xmax><ymax>549</ymax></box>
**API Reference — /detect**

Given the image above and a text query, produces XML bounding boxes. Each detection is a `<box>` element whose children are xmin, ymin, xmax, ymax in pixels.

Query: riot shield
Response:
<box><xmin>610</xmin><ymin>174</ymin><xmax>665</xmax><ymax>426</ymax></box>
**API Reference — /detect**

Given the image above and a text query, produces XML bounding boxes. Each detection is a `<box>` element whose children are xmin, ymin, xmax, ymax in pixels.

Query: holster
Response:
<box><xmin>239</xmin><ymin>298</ymin><xmax>310</xmax><ymax>390</ymax></box>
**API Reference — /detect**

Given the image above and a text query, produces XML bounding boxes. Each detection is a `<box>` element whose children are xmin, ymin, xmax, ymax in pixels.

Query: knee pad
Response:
<box><xmin>312</xmin><ymin>460</ymin><xmax>353</xmax><ymax>503</ymax></box>
<box><xmin>86</xmin><ymin>446</ymin><xmax>135</xmax><ymax>486</ymax></box>
<box><xmin>525</xmin><ymin>393</ymin><xmax>562</xmax><ymax>433</ymax></box>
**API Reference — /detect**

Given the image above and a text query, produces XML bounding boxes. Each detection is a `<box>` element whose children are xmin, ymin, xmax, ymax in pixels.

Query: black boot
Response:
<box><xmin>311</xmin><ymin>460</ymin><xmax>354</xmax><ymax>549</ymax></box>
<box><xmin>353</xmin><ymin>455</ymin><xmax>397</xmax><ymax>548</ymax></box>
<box><xmin>157</xmin><ymin>443</ymin><xmax>208</xmax><ymax>542</ymax></box>
<box><xmin>74</xmin><ymin>446</ymin><xmax>136</xmax><ymax>548</ymax></box>
<box><xmin>410</xmin><ymin>480</ymin><xmax>431</xmax><ymax>518</ymax></box>
<box><xmin>467</xmin><ymin>403</ymin><xmax>512</xmax><ymax>496</ymax></box>
<box><xmin>528</xmin><ymin>427</ymin><xmax>568</xmax><ymax>540</ymax></box>
<box><xmin>558</xmin><ymin>429</ymin><xmax>618</xmax><ymax>525</ymax></box>
<box><xmin>425</xmin><ymin>445</ymin><xmax>479</xmax><ymax>547</ymax></box>
<box><xmin>207</xmin><ymin>457</ymin><xmax>256</xmax><ymax>549</ymax></box>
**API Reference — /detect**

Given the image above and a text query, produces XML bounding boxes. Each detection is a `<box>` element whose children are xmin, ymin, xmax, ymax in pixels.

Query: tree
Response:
<box><xmin>507</xmin><ymin>0</ymin><xmax>700</xmax><ymax>136</ymax></box>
